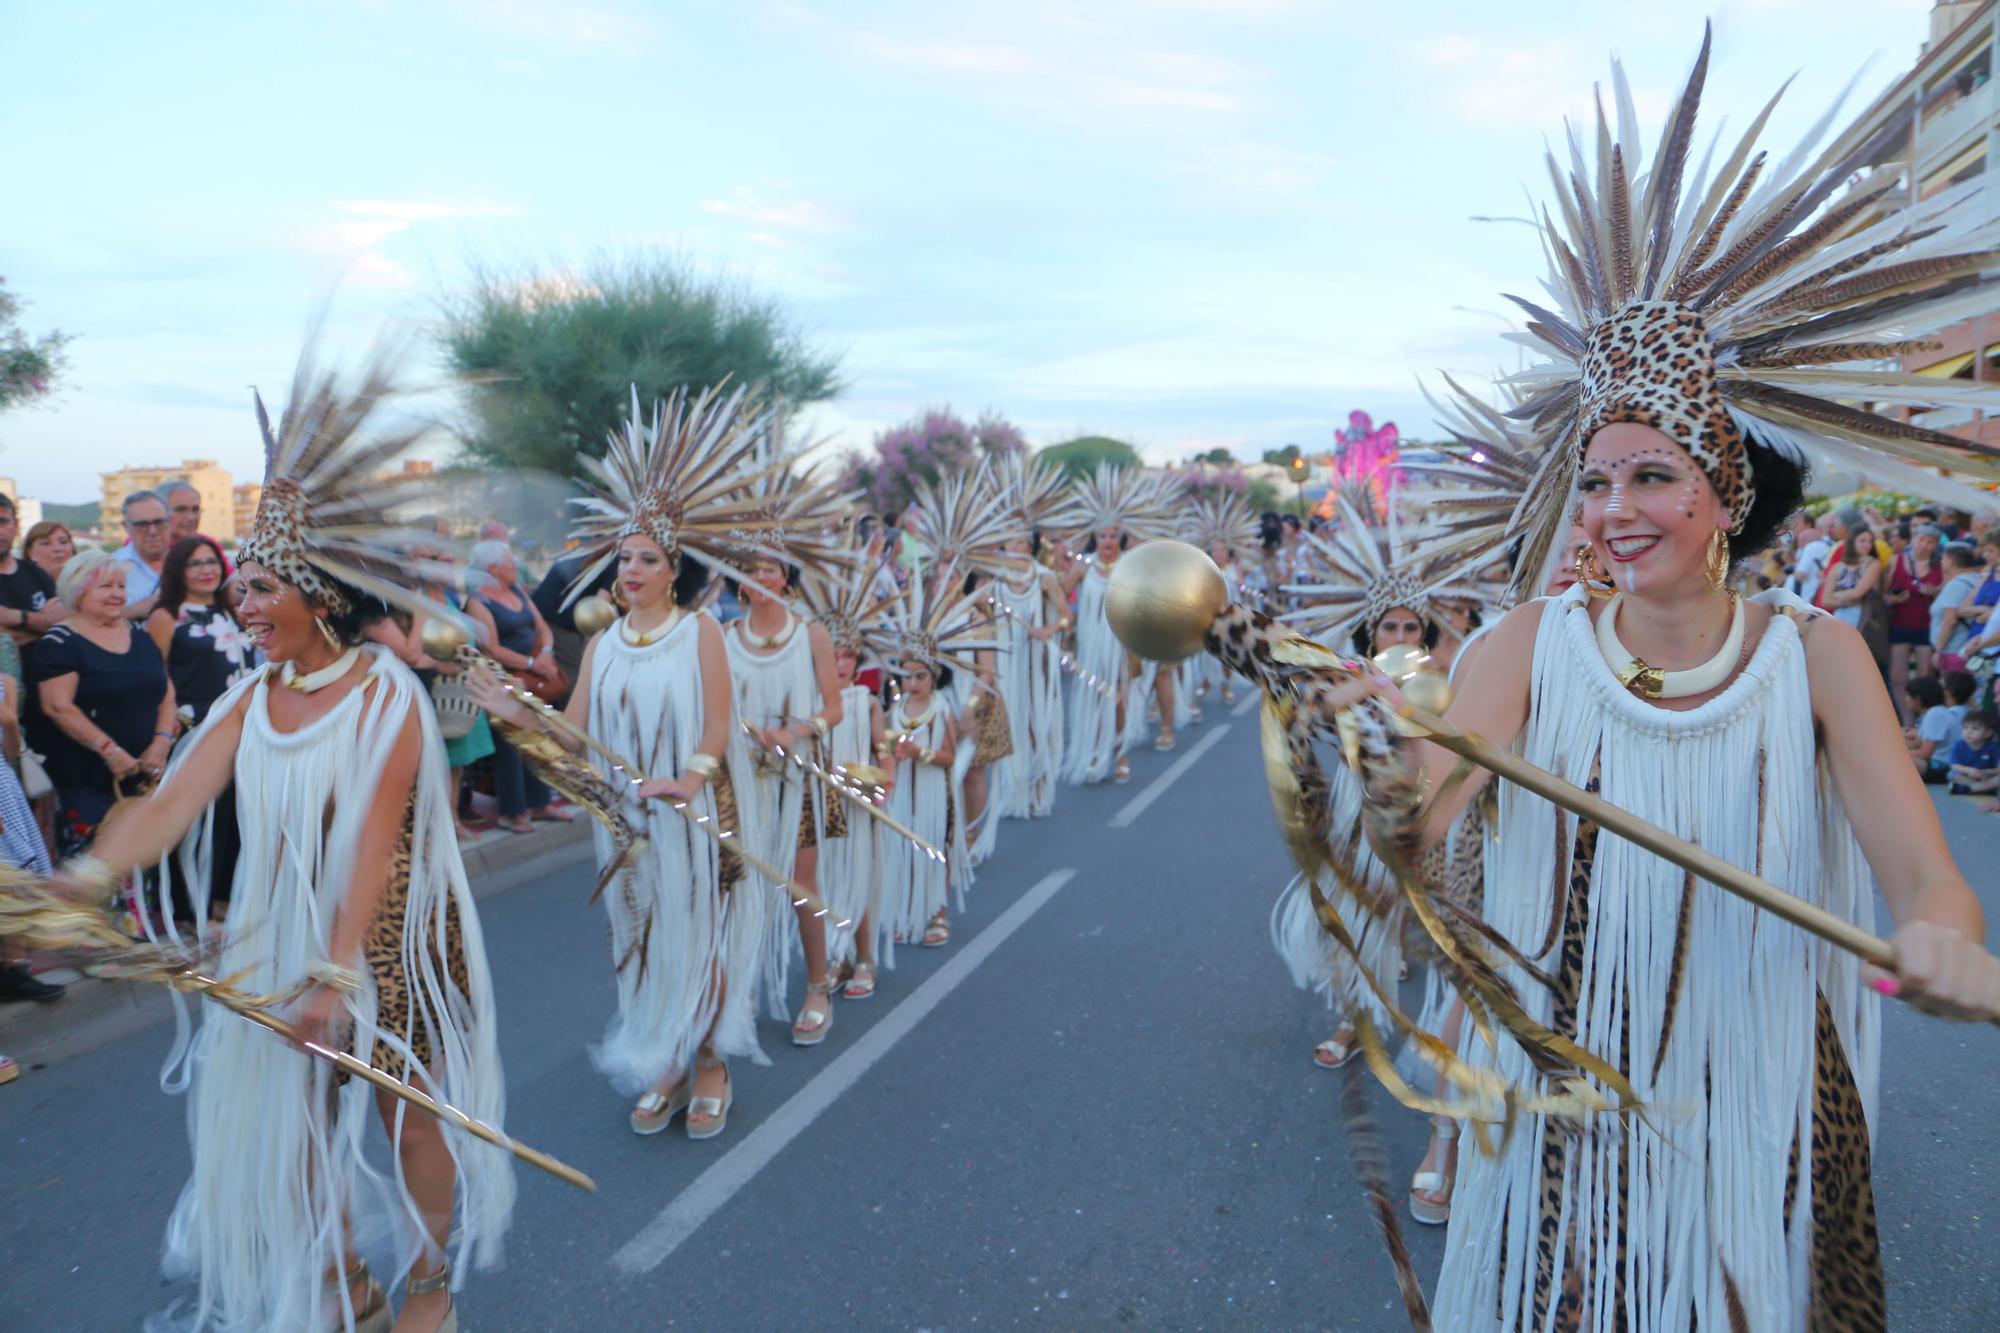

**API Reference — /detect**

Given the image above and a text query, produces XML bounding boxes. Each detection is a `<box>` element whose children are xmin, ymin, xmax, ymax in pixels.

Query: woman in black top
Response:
<box><xmin>147</xmin><ymin>536</ymin><xmax>255</xmax><ymax>726</ymax></box>
<box><xmin>28</xmin><ymin>550</ymin><xmax>175</xmax><ymax>858</ymax></box>
<box><xmin>146</xmin><ymin>536</ymin><xmax>253</xmax><ymax>922</ymax></box>
<box><xmin>465</xmin><ymin>541</ymin><xmax>566</xmax><ymax>833</ymax></box>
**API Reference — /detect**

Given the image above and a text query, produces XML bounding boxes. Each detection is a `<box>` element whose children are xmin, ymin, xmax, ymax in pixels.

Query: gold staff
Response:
<box><xmin>1105</xmin><ymin>539</ymin><xmax>1997</xmax><ymax>1024</ymax></box>
<box><xmin>745</xmin><ymin>721</ymin><xmax>947</xmax><ymax>864</ymax></box>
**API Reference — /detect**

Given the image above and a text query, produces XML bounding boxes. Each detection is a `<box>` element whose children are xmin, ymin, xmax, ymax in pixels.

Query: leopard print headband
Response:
<box><xmin>1577</xmin><ymin>300</ymin><xmax>1751</xmax><ymax>531</ymax></box>
<box><xmin>235</xmin><ymin>478</ymin><xmax>353</xmax><ymax>614</ymax></box>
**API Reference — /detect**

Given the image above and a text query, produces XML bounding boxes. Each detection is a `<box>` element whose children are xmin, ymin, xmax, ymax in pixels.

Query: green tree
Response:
<box><xmin>1193</xmin><ymin>446</ymin><xmax>1235</xmax><ymax>465</ymax></box>
<box><xmin>0</xmin><ymin>277</ymin><xmax>73</xmax><ymax>413</ymax></box>
<box><xmin>1260</xmin><ymin>443</ymin><xmax>1301</xmax><ymax>469</ymax></box>
<box><xmin>438</xmin><ymin>256</ymin><xmax>843</xmax><ymax>478</ymax></box>
<box><xmin>1035</xmin><ymin>435</ymin><xmax>1140</xmax><ymax>479</ymax></box>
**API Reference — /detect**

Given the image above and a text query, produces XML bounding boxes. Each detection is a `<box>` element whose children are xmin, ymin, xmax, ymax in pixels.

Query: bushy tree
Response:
<box><xmin>842</xmin><ymin>409</ymin><xmax>1027</xmax><ymax>514</ymax></box>
<box><xmin>438</xmin><ymin>256</ymin><xmax>843</xmax><ymax>478</ymax></box>
<box><xmin>0</xmin><ymin>277</ymin><xmax>72</xmax><ymax>412</ymax></box>
<box><xmin>1035</xmin><ymin>434</ymin><xmax>1140</xmax><ymax>480</ymax></box>
<box><xmin>1192</xmin><ymin>446</ymin><xmax>1235</xmax><ymax>465</ymax></box>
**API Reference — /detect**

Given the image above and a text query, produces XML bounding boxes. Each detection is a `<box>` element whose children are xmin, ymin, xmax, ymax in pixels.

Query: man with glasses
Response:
<box><xmin>0</xmin><ymin>494</ymin><xmax>62</xmax><ymax>645</ymax></box>
<box><xmin>110</xmin><ymin>490</ymin><xmax>171</xmax><ymax>620</ymax></box>
<box><xmin>158</xmin><ymin>479</ymin><xmax>231</xmax><ymax>575</ymax></box>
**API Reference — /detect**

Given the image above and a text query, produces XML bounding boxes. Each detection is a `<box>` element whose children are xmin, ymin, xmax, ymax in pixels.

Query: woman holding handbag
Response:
<box><xmin>465</xmin><ymin>540</ymin><xmax>572</xmax><ymax>833</ymax></box>
<box><xmin>1886</xmin><ymin>523</ymin><xmax>1944</xmax><ymax>722</ymax></box>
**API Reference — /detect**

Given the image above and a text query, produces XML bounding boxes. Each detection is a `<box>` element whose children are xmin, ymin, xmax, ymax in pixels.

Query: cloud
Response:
<box><xmin>856</xmin><ymin>33</ymin><xmax>1251</xmax><ymax>121</ymax></box>
<box><xmin>298</xmin><ymin>199</ymin><xmax>518</xmax><ymax>289</ymax></box>
<box><xmin>699</xmin><ymin>188</ymin><xmax>841</xmax><ymax>236</ymax></box>
<box><xmin>441</xmin><ymin>0</ymin><xmax>658</xmax><ymax>51</ymax></box>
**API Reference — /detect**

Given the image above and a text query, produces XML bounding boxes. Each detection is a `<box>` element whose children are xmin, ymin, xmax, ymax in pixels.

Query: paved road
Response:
<box><xmin>4</xmin><ymin>703</ymin><xmax>1998</xmax><ymax>1329</ymax></box>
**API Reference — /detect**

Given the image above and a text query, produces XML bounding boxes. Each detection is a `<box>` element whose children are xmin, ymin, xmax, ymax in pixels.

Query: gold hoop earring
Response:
<box><xmin>316</xmin><ymin>615</ymin><xmax>341</xmax><ymax>650</ymax></box>
<box><xmin>1705</xmin><ymin>529</ymin><xmax>1730</xmax><ymax>592</ymax></box>
<box><xmin>1574</xmin><ymin>545</ymin><xmax>1615</xmax><ymax>600</ymax></box>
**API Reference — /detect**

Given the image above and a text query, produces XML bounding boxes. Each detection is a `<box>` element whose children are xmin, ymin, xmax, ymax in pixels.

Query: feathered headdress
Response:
<box><xmin>904</xmin><ymin>468</ymin><xmax>1027</xmax><ymax>585</ymax></box>
<box><xmin>1393</xmin><ymin>375</ymin><xmax>1555</xmax><ymax>589</ymax></box>
<box><xmin>1070</xmin><ymin>462</ymin><xmax>1174</xmax><ymax>541</ymax></box>
<box><xmin>237</xmin><ymin>340</ymin><xmax>438</xmax><ymax>620</ymax></box>
<box><xmin>863</xmin><ymin>571</ymin><xmax>1002</xmax><ymax>680</ymax></box>
<box><xmin>716</xmin><ymin>418</ymin><xmax>858</xmax><ymax>585</ymax></box>
<box><xmin>1500</xmin><ymin>23</ymin><xmax>2000</xmax><ymax>597</ymax></box>
<box><xmin>566</xmin><ymin>384</ymin><xmax>813</xmax><ymax>606</ymax></box>
<box><xmin>989</xmin><ymin>452</ymin><xmax>1084</xmax><ymax>535</ymax></box>
<box><xmin>1282</xmin><ymin>496</ymin><xmax>1483</xmax><ymax>650</ymax></box>
<box><xmin>1181</xmin><ymin>489</ymin><xmax>1261</xmax><ymax>563</ymax></box>
<box><xmin>797</xmin><ymin>556</ymin><xmax>898</xmax><ymax>660</ymax></box>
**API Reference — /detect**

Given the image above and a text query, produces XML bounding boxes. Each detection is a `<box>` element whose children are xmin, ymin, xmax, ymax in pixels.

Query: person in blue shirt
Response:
<box><xmin>1947</xmin><ymin>710</ymin><xmax>2000</xmax><ymax>795</ymax></box>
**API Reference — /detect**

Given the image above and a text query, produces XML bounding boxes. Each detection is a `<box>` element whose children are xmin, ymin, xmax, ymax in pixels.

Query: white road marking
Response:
<box><xmin>1107</xmin><ymin>724</ymin><xmax>1231</xmax><ymax>829</ymax></box>
<box><xmin>1231</xmin><ymin>691</ymin><xmax>1260</xmax><ymax>717</ymax></box>
<box><xmin>611</xmin><ymin>866</ymin><xmax>1080</xmax><ymax>1274</ymax></box>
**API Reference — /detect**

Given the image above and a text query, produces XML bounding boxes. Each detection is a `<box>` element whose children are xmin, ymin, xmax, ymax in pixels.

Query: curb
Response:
<box><xmin>0</xmin><ymin>818</ymin><xmax>594</xmax><ymax>1068</ymax></box>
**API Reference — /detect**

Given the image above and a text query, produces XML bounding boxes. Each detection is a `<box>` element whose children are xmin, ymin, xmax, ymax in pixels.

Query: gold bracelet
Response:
<box><xmin>307</xmin><ymin>960</ymin><xmax>364</xmax><ymax>993</ymax></box>
<box><xmin>919</xmin><ymin>747</ymin><xmax>936</xmax><ymax>766</ymax></box>
<box><xmin>60</xmin><ymin>855</ymin><xmax>118</xmax><ymax>896</ymax></box>
<box><xmin>685</xmin><ymin>752</ymin><xmax>720</xmax><ymax>778</ymax></box>
<box><xmin>809</xmin><ymin>715</ymin><xmax>830</xmax><ymax>741</ymax></box>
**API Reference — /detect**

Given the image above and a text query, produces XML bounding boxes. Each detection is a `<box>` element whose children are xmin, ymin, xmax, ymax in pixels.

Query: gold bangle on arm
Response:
<box><xmin>685</xmin><ymin>752</ymin><xmax>720</xmax><ymax>779</ymax></box>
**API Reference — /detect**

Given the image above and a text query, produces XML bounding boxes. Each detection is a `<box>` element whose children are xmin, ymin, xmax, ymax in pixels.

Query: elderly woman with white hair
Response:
<box><xmin>462</xmin><ymin>538</ymin><xmax>568</xmax><ymax>833</ymax></box>
<box><xmin>25</xmin><ymin>548</ymin><xmax>176</xmax><ymax>856</ymax></box>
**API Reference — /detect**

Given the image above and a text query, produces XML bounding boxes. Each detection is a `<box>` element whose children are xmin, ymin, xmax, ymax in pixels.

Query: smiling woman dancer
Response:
<box><xmin>474</xmin><ymin>385</ymin><xmax>790</xmax><ymax>1141</ymax></box>
<box><xmin>65</xmin><ymin>348</ymin><xmax>513</xmax><ymax>1333</ymax></box>
<box><xmin>1318</xmin><ymin>34</ymin><xmax>2000</xmax><ymax>1328</ymax></box>
<box><xmin>1061</xmin><ymin>463</ymin><xmax>1174</xmax><ymax>785</ymax></box>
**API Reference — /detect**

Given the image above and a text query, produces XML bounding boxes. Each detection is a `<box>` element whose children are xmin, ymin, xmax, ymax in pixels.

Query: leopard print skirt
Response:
<box><xmin>355</xmin><ymin>815</ymin><xmax>469</xmax><ymax>1079</ymax></box>
<box><xmin>1504</xmin><ymin>773</ymin><xmax>1884</xmax><ymax>1331</ymax></box>
<box><xmin>968</xmin><ymin>690</ymin><xmax>1014</xmax><ymax>766</ymax></box>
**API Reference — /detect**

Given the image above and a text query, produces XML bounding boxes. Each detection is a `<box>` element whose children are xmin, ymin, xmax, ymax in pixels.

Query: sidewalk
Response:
<box><xmin>0</xmin><ymin>817</ymin><xmax>593</xmax><ymax>1068</ymax></box>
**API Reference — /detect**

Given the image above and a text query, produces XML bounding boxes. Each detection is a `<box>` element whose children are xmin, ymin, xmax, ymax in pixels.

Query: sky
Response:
<box><xmin>0</xmin><ymin>0</ymin><xmax>1946</xmax><ymax>505</ymax></box>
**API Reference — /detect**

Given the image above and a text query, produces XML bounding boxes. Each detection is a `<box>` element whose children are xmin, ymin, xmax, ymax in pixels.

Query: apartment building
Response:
<box><xmin>99</xmin><ymin>459</ymin><xmax>236</xmax><ymax>545</ymax></box>
<box><xmin>1834</xmin><ymin>1</ymin><xmax>2000</xmax><ymax>447</ymax></box>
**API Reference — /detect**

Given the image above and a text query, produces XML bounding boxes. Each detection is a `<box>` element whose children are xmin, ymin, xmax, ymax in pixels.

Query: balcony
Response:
<box><xmin>1917</xmin><ymin>79</ymin><xmax>1998</xmax><ymax>176</ymax></box>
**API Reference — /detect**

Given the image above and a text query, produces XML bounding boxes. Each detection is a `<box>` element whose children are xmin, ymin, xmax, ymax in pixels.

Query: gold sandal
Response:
<box><xmin>687</xmin><ymin>1054</ymin><xmax>732</xmax><ymax>1141</ymax></box>
<box><xmin>404</xmin><ymin>1258</ymin><xmax>456</xmax><ymax>1333</ymax></box>
<box><xmin>324</xmin><ymin>1257</ymin><xmax>391</xmax><ymax>1333</ymax></box>
<box><xmin>921</xmin><ymin>911</ymin><xmax>951</xmax><ymax>947</ymax></box>
<box><xmin>792</xmin><ymin>978</ymin><xmax>837</xmax><ymax>1047</ymax></box>
<box><xmin>630</xmin><ymin>1073</ymin><xmax>692</xmax><ymax>1135</ymax></box>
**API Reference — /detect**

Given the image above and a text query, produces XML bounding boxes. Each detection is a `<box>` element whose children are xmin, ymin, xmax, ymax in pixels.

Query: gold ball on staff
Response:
<box><xmin>1105</xmin><ymin>540</ymin><xmax>1229</xmax><ymax>664</ymax></box>
<box><xmin>1400</xmin><ymin>672</ymin><xmax>1455</xmax><ymax>716</ymax></box>
<box><xmin>572</xmin><ymin>593</ymin><xmax>618</xmax><ymax>636</ymax></box>
<box><xmin>1371</xmin><ymin>643</ymin><xmax>1430</xmax><ymax>684</ymax></box>
<box><xmin>419</xmin><ymin>617</ymin><xmax>470</xmax><ymax>660</ymax></box>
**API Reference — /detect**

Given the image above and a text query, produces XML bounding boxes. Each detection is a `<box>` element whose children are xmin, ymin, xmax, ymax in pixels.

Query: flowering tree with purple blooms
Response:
<box><xmin>842</xmin><ymin>408</ymin><xmax>1028</xmax><ymax>514</ymax></box>
<box><xmin>0</xmin><ymin>278</ymin><xmax>72</xmax><ymax>412</ymax></box>
<box><xmin>1176</xmin><ymin>464</ymin><xmax>1249</xmax><ymax>500</ymax></box>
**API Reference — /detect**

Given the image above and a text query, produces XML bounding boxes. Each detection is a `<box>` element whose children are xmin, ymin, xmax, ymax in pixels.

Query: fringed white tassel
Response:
<box><xmin>821</xmin><ymin>685</ymin><xmax>877</xmax><ymax>969</ymax></box>
<box><xmin>879</xmin><ymin>706</ymin><xmax>952</xmax><ymax>941</ymax></box>
<box><xmin>725</xmin><ymin>623</ymin><xmax>819</xmax><ymax>1025</ymax></box>
<box><xmin>992</xmin><ymin>574</ymin><xmax>1062</xmax><ymax>818</ymax></box>
<box><xmin>1432</xmin><ymin>588</ymin><xmax>1881</xmax><ymax>1333</ymax></box>
<box><xmin>586</xmin><ymin>616</ymin><xmax>732</xmax><ymax>1084</ymax></box>
<box><xmin>1268</xmin><ymin>758</ymin><xmax>1400</xmax><ymax>1029</ymax></box>
<box><xmin>144</xmin><ymin>651</ymin><xmax>513</xmax><ymax>1332</ymax></box>
<box><xmin>1062</xmin><ymin>563</ymin><xmax>1140</xmax><ymax>785</ymax></box>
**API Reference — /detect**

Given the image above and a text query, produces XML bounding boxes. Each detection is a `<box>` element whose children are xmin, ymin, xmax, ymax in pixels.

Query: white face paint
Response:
<box><xmin>1578</xmin><ymin>423</ymin><xmax>1730</xmax><ymax>598</ymax></box>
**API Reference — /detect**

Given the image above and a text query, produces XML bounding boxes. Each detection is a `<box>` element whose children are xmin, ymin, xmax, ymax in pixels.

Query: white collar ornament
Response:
<box><xmin>279</xmin><ymin>646</ymin><xmax>362</xmax><ymax>693</ymax></box>
<box><xmin>1594</xmin><ymin>592</ymin><xmax>1744</xmax><ymax>699</ymax></box>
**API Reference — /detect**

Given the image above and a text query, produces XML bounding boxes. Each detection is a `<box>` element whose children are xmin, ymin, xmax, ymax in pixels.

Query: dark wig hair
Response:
<box><xmin>1730</xmin><ymin>435</ymin><xmax>1811</xmax><ymax>564</ymax></box>
<box><xmin>674</xmin><ymin>557</ymin><xmax>712</xmax><ymax>608</ymax></box>
<box><xmin>156</xmin><ymin>536</ymin><xmax>230</xmax><ymax>622</ymax></box>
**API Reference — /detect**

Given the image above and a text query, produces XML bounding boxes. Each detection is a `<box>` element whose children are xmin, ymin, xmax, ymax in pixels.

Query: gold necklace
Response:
<box><xmin>621</xmin><ymin>608</ymin><xmax>682</xmax><ymax>647</ymax></box>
